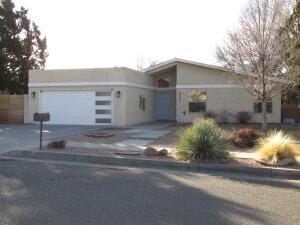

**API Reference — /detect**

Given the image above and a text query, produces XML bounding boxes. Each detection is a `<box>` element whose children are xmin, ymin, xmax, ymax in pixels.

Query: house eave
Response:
<box><xmin>143</xmin><ymin>58</ymin><xmax>229</xmax><ymax>74</ymax></box>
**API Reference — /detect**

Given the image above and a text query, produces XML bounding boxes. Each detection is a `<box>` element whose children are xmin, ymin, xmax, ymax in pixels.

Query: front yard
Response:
<box><xmin>149</xmin><ymin>123</ymin><xmax>300</xmax><ymax>149</ymax></box>
<box><xmin>147</xmin><ymin>123</ymin><xmax>300</xmax><ymax>169</ymax></box>
<box><xmin>43</xmin><ymin>122</ymin><xmax>300</xmax><ymax>170</ymax></box>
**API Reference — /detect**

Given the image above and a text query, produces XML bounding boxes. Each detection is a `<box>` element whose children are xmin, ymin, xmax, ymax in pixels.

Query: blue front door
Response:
<box><xmin>155</xmin><ymin>91</ymin><xmax>171</xmax><ymax>120</ymax></box>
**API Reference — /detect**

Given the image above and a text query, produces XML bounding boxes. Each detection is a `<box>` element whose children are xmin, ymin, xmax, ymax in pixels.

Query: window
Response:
<box><xmin>139</xmin><ymin>95</ymin><xmax>146</xmax><ymax>111</ymax></box>
<box><xmin>95</xmin><ymin>101</ymin><xmax>111</xmax><ymax>105</ymax></box>
<box><xmin>142</xmin><ymin>97</ymin><xmax>146</xmax><ymax>111</ymax></box>
<box><xmin>95</xmin><ymin>118</ymin><xmax>111</xmax><ymax>124</ymax></box>
<box><xmin>157</xmin><ymin>76</ymin><xmax>170</xmax><ymax>88</ymax></box>
<box><xmin>95</xmin><ymin>110</ymin><xmax>111</xmax><ymax>114</ymax></box>
<box><xmin>254</xmin><ymin>97</ymin><xmax>272</xmax><ymax>113</ymax></box>
<box><xmin>95</xmin><ymin>92</ymin><xmax>111</xmax><ymax>97</ymax></box>
<box><xmin>188</xmin><ymin>91</ymin><xmax>206</xmax><ymax>112</ymax></box>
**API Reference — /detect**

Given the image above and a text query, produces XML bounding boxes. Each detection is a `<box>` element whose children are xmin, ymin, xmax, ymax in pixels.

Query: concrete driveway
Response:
<box><xmin>0</xmin><ymin>124</ymin><xmax>101</xmax><ymax>154</ymax></box>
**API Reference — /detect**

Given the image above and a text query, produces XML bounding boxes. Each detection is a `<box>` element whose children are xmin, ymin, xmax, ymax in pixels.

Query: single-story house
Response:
<box><xmin>27</xmin><ymin>58</ymin><xmax>281</xmax><ymax>126</ymax></box>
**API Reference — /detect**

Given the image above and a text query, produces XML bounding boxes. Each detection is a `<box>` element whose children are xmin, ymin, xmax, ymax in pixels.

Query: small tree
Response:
<box><xmin>216</xmin><ymin>0</ymin><xmax>298</xmax><ymax>131</ymax></box>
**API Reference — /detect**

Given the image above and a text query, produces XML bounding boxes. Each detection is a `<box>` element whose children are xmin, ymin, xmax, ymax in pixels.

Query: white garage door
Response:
<box><xmin>40</xmin><ymin>91</ymin><xmax>112</xmax><ymax>125</ymax></box>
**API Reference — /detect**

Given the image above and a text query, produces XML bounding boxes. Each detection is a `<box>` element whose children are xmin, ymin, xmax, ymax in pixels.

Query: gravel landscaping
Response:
<box><xmin>53</xmin><ymin>128</ymin><xmax>134</xmax><ymax>144</ymax></box>
<box><xmin>146</xmin><ymin>124</ymin><xmax>300</xmax><ymax>169</ymax></box>
<box><xmin>43</xmin><ymin>123</ymin><xmax>300</xmax><ymax>170</ymax></box>
<box><xmin>45</xmin><ymin>146</ymin><xmax>178</xmax><ymax>162</ymax></box>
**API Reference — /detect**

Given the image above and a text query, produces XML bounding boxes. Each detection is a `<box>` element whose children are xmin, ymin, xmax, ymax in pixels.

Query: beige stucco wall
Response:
<box><xmin>176</xmin><ymin>62</ymin><xmax>281</xmax><ymax>123</ymax></box>
<box><xmin>29</xmin><ymin>67</ymin><xmax>153</xmax><ymax>86</ymax></box>
<box><xmin>176</xmin><ymin>88</ymin><xmax>281</xmax><ymax>123</ymax></box>
<box><xmin>125</xmin><ymin>87</ymin><xmax>155</xmax><ymax>125</ymax></box>
<box><xmin>177</xmin><ymin>62</ymin><xmax>231</xmax><ymax>85</ymax></box>
<box><xmin>28</xmin><ymin>67</ymin><xmax>155</xmax><ymax>126</ymax></box>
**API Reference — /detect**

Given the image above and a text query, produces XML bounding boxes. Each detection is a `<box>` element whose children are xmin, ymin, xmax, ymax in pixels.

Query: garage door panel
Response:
<box><xmin>41</xmin><ymin>91</ymin><xmax>112</xmax><ymax>125</ymax></box>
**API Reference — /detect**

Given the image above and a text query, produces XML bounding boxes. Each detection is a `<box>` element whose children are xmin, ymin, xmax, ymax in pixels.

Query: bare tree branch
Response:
<box><xmin>216</xmin><ymin>0</ymin><xmax>299</xmax><ymax>130</ymax></box>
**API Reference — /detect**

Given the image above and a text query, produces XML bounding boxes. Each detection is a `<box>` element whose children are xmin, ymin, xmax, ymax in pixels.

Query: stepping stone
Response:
<box><xmin>113</xmin><ymin>139</ymin><xmax>153</xmax><ymax>150</ymax></box>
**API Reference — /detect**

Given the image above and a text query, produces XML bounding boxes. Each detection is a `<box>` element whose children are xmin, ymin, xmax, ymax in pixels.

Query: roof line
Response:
<box><xmin>143</xmin><ymin>58</ymin><xmax>229</xmax><ymax>73</ymax></box>
<box><xmin>29</xmin><ymin>66</ymin><xmax>138</xmax><ymax>72</ymax></box>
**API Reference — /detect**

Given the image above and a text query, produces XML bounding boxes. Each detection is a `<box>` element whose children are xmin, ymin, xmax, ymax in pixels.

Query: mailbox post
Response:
<box><xmin>33</xmin><ymin>113</ymin><xmax>50</xmax><ymax>150</ymax></box>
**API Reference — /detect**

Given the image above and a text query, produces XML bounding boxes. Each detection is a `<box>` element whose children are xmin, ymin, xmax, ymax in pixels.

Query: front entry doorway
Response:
<box><xmin>155</xmin><ymin>90</ymin><xmax>175</xmax><ymax>121</ymax></box>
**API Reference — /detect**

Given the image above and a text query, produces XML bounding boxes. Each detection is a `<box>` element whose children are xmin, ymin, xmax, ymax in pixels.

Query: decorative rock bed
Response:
<box><xmin>47</xmin><ymin>140</ymin><xmax>66</xmax><ymax>149</ymax></box>
<box><xmin>144</xmin><ymin>147</ymin><xmax>169</xmax><ymax>157</ymax></box>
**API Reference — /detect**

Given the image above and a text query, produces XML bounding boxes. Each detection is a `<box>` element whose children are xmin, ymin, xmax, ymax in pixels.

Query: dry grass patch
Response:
<box><xmin>256</xmin><ymin>131</ymin><xmax>300</xmax><ymax>165</ymax></box>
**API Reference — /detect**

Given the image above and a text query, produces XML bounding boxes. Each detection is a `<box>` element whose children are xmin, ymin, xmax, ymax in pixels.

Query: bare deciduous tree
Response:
<box><xmin>136</xmin><ymin>56</ymin><xmax>145</xmax><ymax>71</ymax></box>
<box><xmin>148</xmin><ymin>59</ymin><xmax>160</xmax><ymax>67</ymax></box>
<box><xmin>136</xmin><ymin>56</ymin><xmax>160</xmax><ymax>71</ymax></box>
<box><xmin>216</xmin><ymin>0</ymin><xmax>298</xmax><ymax>131</ymax></box>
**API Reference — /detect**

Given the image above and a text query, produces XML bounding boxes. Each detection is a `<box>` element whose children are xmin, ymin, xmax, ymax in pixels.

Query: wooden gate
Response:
<box><xmin>0</xmin><ymin>95</ymin><xmax>24</xmax><ymax>123</ymax></box>
<box><xmin>281</xmin><ymin>104</ymin><xmax>300</xmax><ymax>122</ymax></box>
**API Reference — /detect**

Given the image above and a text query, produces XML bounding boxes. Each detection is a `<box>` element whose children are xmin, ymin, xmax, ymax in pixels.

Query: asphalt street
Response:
<box><xmin>0</xmin><ymin>159</ymin><xmax>299</xmax><ymax>225</ymax></box>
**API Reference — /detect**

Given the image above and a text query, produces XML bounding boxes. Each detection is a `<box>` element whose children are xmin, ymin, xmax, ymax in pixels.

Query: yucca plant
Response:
<box><xmin>176</xmin><ymin>119</ymin><xmax>228</xmax><ymax>161</ymax></box>
<box><xmin>256</xmin><ymin>131</ymin><xmax>300</xmax><ymax>165</ymax></box>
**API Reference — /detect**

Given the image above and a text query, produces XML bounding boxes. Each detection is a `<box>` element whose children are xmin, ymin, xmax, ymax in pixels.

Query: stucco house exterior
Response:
<box><xmin>27</xmin><ymin>58</ymin><xmax>281</xmax><ymax>126</ymax></box>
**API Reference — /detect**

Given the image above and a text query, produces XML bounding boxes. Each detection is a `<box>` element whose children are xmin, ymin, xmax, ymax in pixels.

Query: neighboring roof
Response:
<box><xmin>143</xmin><ymin>58</ymin><xmax>228</xmax><ymax>73</ymax></box>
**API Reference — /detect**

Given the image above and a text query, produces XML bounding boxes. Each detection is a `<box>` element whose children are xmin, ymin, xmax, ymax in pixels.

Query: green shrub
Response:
<box><xmin>230</xmin><ymin>128</ymin><xmax>260</xmax><ymax>148</ymax></box>
<box><xmin>176</xmin><ymin>119</ymin><xmax>228</xmax><ymax>161</ymax></box>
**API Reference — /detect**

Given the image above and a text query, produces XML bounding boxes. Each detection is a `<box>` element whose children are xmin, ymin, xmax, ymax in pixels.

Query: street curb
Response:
<box><xmin>2</xmin><ymin>150</ymin><xmax>300</xmax><ymax>179</ymax></box>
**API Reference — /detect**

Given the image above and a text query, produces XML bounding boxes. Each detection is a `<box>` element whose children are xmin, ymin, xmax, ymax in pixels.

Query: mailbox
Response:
<box><xmin>33</xmin><ymin>113</ymin><xmax>50</xmax><ymax>150</ymax></box>
<box><xmin>34</xmin><ymin>113</ymin><xmax>50</xmax><ymax>122</ymax></box>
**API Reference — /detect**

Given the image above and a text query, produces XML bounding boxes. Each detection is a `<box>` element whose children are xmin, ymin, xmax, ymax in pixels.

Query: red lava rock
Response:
<box><xmin>47</xmin><ymin>140</ymin><xmax>66</xmax><ymax>149</ymax></box>
<box><xmin>158</xmin><ymin>149</ymin><xmax>168</xmax><ymax>156</ymax></box>
<box><xmin>144</xmin><ymin>147</ymin><xmax>159</xmax><ymax>156</ymax></box>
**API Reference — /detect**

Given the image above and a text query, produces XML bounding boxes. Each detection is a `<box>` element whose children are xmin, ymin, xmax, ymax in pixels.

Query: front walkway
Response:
<box><xmin>67</xmin><ymin>122</ymin><xmax>175</xmax><ymax>151</ymax></box>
